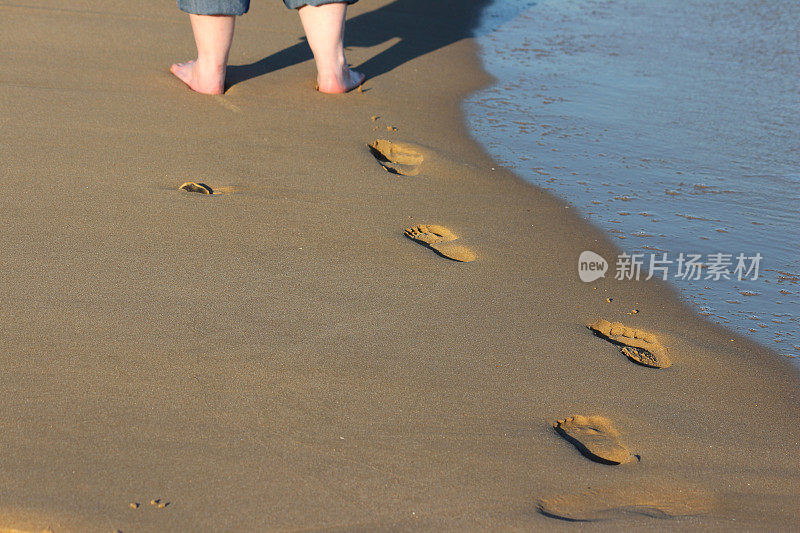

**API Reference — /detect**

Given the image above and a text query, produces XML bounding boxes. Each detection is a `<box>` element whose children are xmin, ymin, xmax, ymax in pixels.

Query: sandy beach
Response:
<box><xmin>1</xmin><ymin>0</ymin><xmax>799</xmax><ymax>531</ymax></box>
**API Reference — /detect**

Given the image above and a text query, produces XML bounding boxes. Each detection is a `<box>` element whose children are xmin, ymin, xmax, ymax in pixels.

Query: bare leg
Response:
<box><xmin>171</xmin><ymin>14</ymin><xmax>235</xmax><ymax>95</ymax></box>
<box><xmin>298</xmin><ymin>3</ymin><xmax>365</xmax><ymax>93</ymax></box>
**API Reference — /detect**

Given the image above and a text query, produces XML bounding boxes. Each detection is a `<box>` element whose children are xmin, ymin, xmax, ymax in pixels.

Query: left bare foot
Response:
<box><xmin>170</xmin><ymin>59</ymin><xmax>226</xmax><ymax>95</ymax></box>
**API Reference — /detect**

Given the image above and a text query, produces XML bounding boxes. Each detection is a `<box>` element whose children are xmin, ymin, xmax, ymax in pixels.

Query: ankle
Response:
<box><xmin>314</xmin><ymin>53</ymin><xmax>347</xmax><ymax>78</ymax></box>
<box><xmin>196</xmin><ymin>56</ymin><xmax>228</xmax><ymax>74</ymax></box>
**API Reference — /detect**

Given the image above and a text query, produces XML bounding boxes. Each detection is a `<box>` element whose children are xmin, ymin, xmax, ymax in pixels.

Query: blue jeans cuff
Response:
<box><xmin>177</xmin><ymin>0</ymin><xmax>357</xmax><ymax>14</ymax></box>
<box><xmin>283</xmin><ymin>0</ymin><xmax>357</xmax><ymax>9</ymax></box>
<box><xmin>177</xmin><ymin>0</ymin><xmax>250</xmax><ymax>15</ymax></box>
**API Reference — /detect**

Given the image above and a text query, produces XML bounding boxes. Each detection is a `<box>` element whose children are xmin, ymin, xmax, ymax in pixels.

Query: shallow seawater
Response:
<box><xmin>465</xmin><ymin>0</ymin><xmax>800</xmax><ymax>362</ymax></box>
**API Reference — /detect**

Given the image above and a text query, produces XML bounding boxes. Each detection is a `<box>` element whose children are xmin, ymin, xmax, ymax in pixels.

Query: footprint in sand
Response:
<box><xmin>179</xmin><ymin>181</ymin><xmax>214</xmax><ymax>194</ymax></box>
<box><xmin>553</xmin><ymin>415</ymin><xmax>638</xmax><ymax>465</ymax></box>
<box><xmin>405</xmin><ymin>224</ymin><xmax>456</xmax><ymax>244</ymax></box>
<box><xmin>404</xmin><ymin>224</ymin><xmax>476</xmax><ymax>262</ymax></box>
<box><xmin>588</xmin><ymin>319</ymin><xmax>671</xmax><ymax>368</ymax></box>
<box><xmin>179</xmin><ymin>182</ymin><xmax>235</xmax><ymax>195</ymax></box>
<box><xmin>538</xmin><ymin>481</ymin><xmax>714</xmax><ymax>522</ymax></box>
<box><xmin>368</xmin><ymin>139</ymin><xmax>424</xmax><ymax>176</ymax></box>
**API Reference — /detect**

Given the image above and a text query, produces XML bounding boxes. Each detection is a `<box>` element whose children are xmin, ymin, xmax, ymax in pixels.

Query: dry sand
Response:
<box><xmin>1</xmin><ymin>0</ymin><xmax>798</xmax><ymax>531</ymax></box>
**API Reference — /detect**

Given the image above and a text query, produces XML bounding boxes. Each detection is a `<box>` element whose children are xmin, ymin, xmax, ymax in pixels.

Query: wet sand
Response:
<box><xmin>0</xmin><ymin>0</ymin><xmax>798</xmax><ymax>530</ymax></box>
<box><xmin>465</xmin><ymin>0</ymin><xmax>800</xmax><ymax>360</ymax></box>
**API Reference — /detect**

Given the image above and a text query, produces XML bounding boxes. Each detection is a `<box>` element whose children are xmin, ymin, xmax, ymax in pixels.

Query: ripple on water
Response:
<box><xmin>466</xmin><ymin>0</ymin><xmax>800</xmax><ymax>362</ymax></box>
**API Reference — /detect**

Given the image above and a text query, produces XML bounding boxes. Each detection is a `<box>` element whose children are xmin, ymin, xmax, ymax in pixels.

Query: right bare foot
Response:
<box><xmin>170</xmin><ymin>59</ymin><xmax>226</xmax><ymax>95</ymax></box>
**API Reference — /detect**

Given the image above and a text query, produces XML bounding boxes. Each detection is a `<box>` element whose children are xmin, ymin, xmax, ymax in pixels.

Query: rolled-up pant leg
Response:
<box><xmin>177</xmin><ymin>0</ymin><xmax>250</xmax><ymax>15</ymax></box>
<box><xmin>177</xmin><ymin>0</ymin><xmax>357</xmax><ymax>15</ymax></box>
<box><xmin>283</xmin><ymin>0</ymin><xmax>358</xmax><ymax>9</ymax></box>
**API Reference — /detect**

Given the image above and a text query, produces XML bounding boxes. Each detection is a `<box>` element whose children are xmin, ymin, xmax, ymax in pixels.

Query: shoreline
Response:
<box><xmin>1</xmin><ymin>0</ymin><xmax>798</xmax><ymax>530</ymax></box>
<box><xmin>463</xmin><ymin>0</ymin><xmax>800</xmax><ymax>363</ymax></box>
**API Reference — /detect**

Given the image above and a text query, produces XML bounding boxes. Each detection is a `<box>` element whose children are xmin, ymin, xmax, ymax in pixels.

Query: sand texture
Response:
<box><xmin>0</xmin><ymin>0</ymin><xmax>799</xmax><ymax>531</ymax></box>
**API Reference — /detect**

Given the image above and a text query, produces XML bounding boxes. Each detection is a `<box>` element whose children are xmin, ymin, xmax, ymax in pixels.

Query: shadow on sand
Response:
<box><xmin>226</xmin><ymin>0</ymin><xmax>494</xmax><ymax>89</ymax></box>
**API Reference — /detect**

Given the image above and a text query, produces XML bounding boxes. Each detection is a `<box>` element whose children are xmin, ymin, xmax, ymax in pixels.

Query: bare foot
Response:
<box><xmin>316</xmin><ymin>66</ymin><xmax>365</xmax><ymax>94</ymax></box>
<box><xmin>170</xmin><ymin>59</ymin><xmax>226</xmax><ymax>95</ymax></box>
